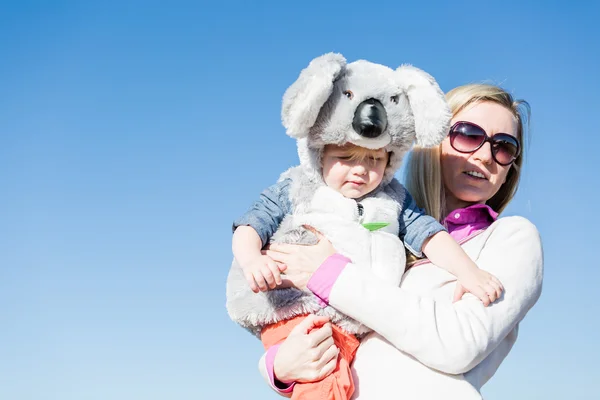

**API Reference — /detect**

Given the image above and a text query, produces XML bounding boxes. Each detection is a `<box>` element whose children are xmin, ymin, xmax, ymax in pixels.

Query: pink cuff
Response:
<box><xmin>307</xmin><ymin>253</ymin><xmax>351</xmax><ymax>306</ymax></box>
<box><xmin>265</xmin><ymin>344</ymin><xmax>295</xmax><ymax>393</ymax></box>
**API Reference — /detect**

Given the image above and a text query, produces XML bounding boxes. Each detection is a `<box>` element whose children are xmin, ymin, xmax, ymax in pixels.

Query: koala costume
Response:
<box><xmin>226</xmin><ymin>53</ymin><xmax>451</xmax><ymax>398</ymax></box>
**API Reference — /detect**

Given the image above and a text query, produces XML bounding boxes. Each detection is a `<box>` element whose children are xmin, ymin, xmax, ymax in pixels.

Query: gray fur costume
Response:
<box><xmin>226</xmin><ymin>53</ymin><xmax>451</xmax><ymax>337</ymax></box>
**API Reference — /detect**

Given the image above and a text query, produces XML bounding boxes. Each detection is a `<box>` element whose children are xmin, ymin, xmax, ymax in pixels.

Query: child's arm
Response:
<box><xmin>232</xmin><ymin>179</ymin><xmax>292</xmax><ymax>292</ymax></box>
<box><xmin>393</xmin><ymin>184</ymin><xmax>503</xmax><ymax>305</ymax></box>
<box><xmin>422</xmin><ymin>231</ymin><xmax>504</xmax><ymax>306</ymax></box>
<box><xmin>233</xmin><ymin>226</ymin><xmax>286</xmax><ymax>293</ymax></box>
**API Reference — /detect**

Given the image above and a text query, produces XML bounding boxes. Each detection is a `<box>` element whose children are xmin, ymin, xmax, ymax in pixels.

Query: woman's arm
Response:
<box><xmin>269</xmin><ymin>216</ymin><xmax>543</xmax><ymax>374</ymax></box>
<box><xmin>321</xmin><ymin>216</ymin><xmax>543</xmax><ymax>374</ymax></box>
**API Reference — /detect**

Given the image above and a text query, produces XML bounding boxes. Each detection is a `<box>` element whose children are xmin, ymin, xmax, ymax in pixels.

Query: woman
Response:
<box><xmin>259</xmin><ymin>84</ymin><xmax>544</xmax><ymax>399</ymax></box>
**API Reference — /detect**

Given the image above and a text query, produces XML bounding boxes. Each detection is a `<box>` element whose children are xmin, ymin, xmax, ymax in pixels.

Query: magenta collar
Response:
<box><xmin>444</xmin><ymin>204</ymin><xmax>498</xmax><ymax>242</ymax></box>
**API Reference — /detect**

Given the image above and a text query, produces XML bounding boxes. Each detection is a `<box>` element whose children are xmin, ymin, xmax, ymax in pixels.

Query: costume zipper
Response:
<box><xmin>357</xmin><ymin>203</ymin><xmax>364</xmax><ymax>223</ymax></box>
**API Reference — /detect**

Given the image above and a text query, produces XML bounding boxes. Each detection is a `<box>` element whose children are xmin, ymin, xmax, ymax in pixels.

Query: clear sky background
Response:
<box><xmin>1</xmin><ymin>1</ymin><xmax>598</xmax><ymax>399</ymax></box>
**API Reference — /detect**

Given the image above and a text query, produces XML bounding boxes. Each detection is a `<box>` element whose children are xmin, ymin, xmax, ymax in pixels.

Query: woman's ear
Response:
<box><xmin>282</xmin><ymin>53</ymin><xmax>347</xmax><ymax>139</ymax></box>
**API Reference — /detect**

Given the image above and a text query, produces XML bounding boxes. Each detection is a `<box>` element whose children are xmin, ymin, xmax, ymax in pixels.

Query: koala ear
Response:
<box><xmin>282</xmin><ymin>53</ymin><xmax>347</xmax><ymax>138</ymax></box>
<box><xmin>396</xmin><ymin>65</ymin><xmax>452</xmax><ymax>147</ymax></box>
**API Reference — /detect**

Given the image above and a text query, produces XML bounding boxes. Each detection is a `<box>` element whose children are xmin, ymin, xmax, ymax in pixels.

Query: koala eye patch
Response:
<box><xmin>390</xmin><ymin>95</ymin><xmax>400</xmax><ymax>104</ymax></box>
<box><xmin>343</xmin><ymin>90</ymin><xmax>354</xmax><ymax>99</ymax></box>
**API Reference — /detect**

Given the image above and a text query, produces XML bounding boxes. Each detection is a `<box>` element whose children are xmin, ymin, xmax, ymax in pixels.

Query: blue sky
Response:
<box><xmin>1</xmin><ymin>1</ymin><xmax>598</xmax><ymax>399</ymax></box>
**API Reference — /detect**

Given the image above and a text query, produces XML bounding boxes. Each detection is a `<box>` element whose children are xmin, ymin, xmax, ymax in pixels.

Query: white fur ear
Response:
<box><xmin>396</xmin><ymin>65</ymin><xmax>451</xmax><ymax>147</ymax></box>
<box><xmin>282</xmin><ymin>53</ymin><xmax>347</xmax><ymax>138</ymax></box>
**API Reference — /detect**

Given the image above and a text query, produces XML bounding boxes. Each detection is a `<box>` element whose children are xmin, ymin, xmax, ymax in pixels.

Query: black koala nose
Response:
<box><xmin>352</xmin><ymin>98</ymin><xmax>388</xmax><ymax>138</ymax></box>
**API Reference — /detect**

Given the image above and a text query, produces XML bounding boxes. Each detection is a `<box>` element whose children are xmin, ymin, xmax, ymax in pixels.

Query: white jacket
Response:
<box><xmin>259</xmin><ymin>216</ymin><xmax>543</xmax><ymax>399</ymax></box>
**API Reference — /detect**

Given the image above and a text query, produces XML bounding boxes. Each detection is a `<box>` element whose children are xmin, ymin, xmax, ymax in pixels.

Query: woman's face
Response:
<box><xmin>441</xmin><ymin>101</ymin><xmax>518</xmax><ymax>212</ymax></box>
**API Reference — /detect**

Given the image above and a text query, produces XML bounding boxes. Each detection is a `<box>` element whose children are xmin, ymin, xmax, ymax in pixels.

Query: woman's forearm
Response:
<box><xmin>309</xmin><ymin>217</ymin><xmax>543</xmax><ymax>374</ymax></box>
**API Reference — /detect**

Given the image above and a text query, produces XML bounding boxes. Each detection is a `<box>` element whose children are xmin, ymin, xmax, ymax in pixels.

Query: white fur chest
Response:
<box><xmin>294</xmin><ymin>186</ymin><xmax>405</xmax><ymax>284</ymax></box>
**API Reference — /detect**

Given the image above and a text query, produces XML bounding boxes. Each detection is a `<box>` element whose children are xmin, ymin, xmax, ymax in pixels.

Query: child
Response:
<box><xmin>229</xmin><ymin>143</ymin><xmax>503</xmax><ymax>400</ymax></box>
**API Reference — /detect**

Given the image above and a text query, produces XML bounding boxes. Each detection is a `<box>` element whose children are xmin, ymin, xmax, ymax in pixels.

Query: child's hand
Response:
<box><xmin>453</xmin><ymin>269</ymin><xmax>504</xmax><ymax>306</ymax></box>
<box><xmin>243</xmin><ymin>255</ymin><xmax>287</xmax><ymax>293</ymax></box>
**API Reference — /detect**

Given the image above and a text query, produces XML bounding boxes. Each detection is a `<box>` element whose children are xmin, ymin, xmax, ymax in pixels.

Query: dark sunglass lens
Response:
<box><xmin>451</xmin><ymin>123</ymin><xmax>485</xmax><ymax>152</ymax></box>
<box><xmin>492</xmin><ymin>135</ymin><xmax>519</xmax><ymax>165</ymax></box>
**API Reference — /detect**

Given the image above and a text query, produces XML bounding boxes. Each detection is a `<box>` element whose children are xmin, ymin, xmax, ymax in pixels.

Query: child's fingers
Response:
<box><xmin>473</xmin><ymin>286</ymin><xmax>491</xmax><ymax>306</ymax></box>
<box><xmin>453</xmin><ymin>284</ymin><xmax>466</xmax><ymax>303</ymax></box>
<box><xmin>490</xmin><ymin>280</ymin><xmax>503</xmax><ymax>300</ymax></box>
<box><xmin>266</xmin><ymin>259</ymin><xmax>282</xmax><ymax>285</ymax></box>
<box><xmin>493</xmin><ymin>277</ymin><xmax>504</xmax><ymax>296</ymax></box>
<box><xmin>244</xmin><ymin>270</ymin><xmax>259</xmax><ymax>293</ymax></box>
<box><xmin>485</xmin><ymin>284</ymin><xmax>498</xmax><ymax>303</ymax></box>
<box><xmin>252</xmin><ymin>270</ymin><xmax>269</xmax><ymax>292</ymax></box>
<box><xmin>260</xmin><ymin>265</ymin><xmax>277</xmax><ymax>289</ymax></box>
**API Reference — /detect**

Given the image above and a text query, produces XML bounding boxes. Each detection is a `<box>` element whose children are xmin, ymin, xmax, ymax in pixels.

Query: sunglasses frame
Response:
<box><xmin>449</xmin><ymin>121</ymin><xmax>521</xmax><ymax>166</ymax></box>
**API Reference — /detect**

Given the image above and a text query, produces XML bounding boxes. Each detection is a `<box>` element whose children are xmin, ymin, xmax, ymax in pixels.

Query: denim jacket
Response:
<box><xmin>233</xmin><ymin>178</ymin><xmax>444</xmax><ymax>257</ymax></box>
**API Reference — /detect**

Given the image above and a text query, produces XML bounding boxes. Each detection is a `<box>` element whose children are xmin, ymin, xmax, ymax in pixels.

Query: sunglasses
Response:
<box><xmin>449</xmin><ymin>121</ymin><xmax>521</xmax><ymax>166</ymax></box>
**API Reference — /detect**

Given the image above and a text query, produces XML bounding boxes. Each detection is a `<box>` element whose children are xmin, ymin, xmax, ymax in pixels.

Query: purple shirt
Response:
<box><xmin>266</xmin><ymin>204</ymin><xmax>498</xmax><ymax>391</ymax></box>
<box><xmin>445</xmin><ymin>204</ymin><xmax>498</xmax><ymax>243</ymax></box>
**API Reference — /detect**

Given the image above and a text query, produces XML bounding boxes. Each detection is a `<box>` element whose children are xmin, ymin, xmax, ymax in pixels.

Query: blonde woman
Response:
<box><xmin>260</xmin><ymin>84</ymin><xmax>543</xmax><ymax>399</ymax></box>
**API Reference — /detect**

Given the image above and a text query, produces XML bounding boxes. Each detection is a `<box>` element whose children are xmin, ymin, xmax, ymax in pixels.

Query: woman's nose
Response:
<box><xmin>473</xmin><ymin>141</ymin><xmax>493</xmax><ymax>164</ymax></box>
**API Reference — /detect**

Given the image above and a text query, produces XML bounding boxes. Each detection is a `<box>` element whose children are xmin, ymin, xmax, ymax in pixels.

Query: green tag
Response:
<box><xmin>361</xmin><ymin>222</ymin><xmax>390</xmax><ymax>231</ymax></box>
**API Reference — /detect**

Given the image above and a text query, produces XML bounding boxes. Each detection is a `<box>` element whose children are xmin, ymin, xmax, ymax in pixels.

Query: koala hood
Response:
<box><xmin>281</xmin><ymin>53</ymin><xmax>451</xmax><ymax>190</ymax></box>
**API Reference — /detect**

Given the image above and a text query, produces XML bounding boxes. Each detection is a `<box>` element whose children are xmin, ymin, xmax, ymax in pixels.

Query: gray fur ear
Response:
<box><xmin>282</xmin><ymin>53</ymin><xmax>347</xmax><ymax>138</ymax></box>
<box><xmin>396</xmin><ymin>65</ymin><xmax>452</xmax><ymax>147</ymax></box>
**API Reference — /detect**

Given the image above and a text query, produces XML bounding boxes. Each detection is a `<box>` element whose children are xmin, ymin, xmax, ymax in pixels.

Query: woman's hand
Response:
<box><xmin>274</xmin><ymin>315</ymin><xmax>339</xmax><ymax>384</ymax></box>
<box><xmin>267</xmin><ymin>228</ymin><xmax>337</xmax><ymax>290</ymax></box>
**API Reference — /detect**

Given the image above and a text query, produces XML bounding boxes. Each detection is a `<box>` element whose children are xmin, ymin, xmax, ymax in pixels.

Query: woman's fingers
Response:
<box><xmin>307</xmin><ymin>322</ymin><xmax>333</xmax><ymax>346</ymax></box>
<box><xmin>290</xmin><ymin>315</ymin><xmax>330</xmax><ymax>336</ymax></box>
<box><xmin>266</xmin><ymin>249</ymin><xmax>291</xmax><ymax>265</ymax></box>
<box><xmin>312</xmin><ymin>336</ymin><xmax>335</xmax><ymax>361</ymax></box>
<box><xmin>318</xmin><ymin>342</ymin><xmax>339</xmax><ymax>367</ymax></box>
<box><xmin>302</xmin><ymin>225</ymin><xmax>326</xmax><ymax>240</ymax></box>
<box><xmin>268</xmin><ymin>243</ymin><xmax>297</xmax><ymax>254</ymax></box>
<box><xmin>316</xmin><ymin>347</ymin><xmax>339</xmax><ymax>378</ymax></box>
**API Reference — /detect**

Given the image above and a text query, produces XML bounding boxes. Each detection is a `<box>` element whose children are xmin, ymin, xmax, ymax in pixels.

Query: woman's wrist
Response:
<box><xmin>307</xmin><ymin>253</ymin><xmax>351</xmax><ymax>306</ymax></box>
<box><xmin>267</xmin><ymin>345</ymin><xmax>295</xmax><ymax>392</ymax></box>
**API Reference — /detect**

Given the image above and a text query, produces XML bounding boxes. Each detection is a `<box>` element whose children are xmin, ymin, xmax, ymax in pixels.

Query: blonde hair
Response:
<box><xmin>323</xmin><ymin>143</ymin><xmax>389</xmax><ymax>165</ymax></box>
<box><xmin>404</xmin><ymin>84</ymin><xmax>530</xmax><ymax>263</ymax></box>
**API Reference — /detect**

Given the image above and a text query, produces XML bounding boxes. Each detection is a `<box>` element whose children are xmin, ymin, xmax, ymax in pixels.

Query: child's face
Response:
<box><xmin>321</xmin><ymin>144</ymin><xmax>389</xmax><ymax>199</ymax></box>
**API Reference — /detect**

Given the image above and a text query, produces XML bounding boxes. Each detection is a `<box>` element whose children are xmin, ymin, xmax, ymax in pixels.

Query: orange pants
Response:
<box><xmin>261</xmin><ymin>315</ymin><xmax>360</xmax><ymax>400</ymax></box>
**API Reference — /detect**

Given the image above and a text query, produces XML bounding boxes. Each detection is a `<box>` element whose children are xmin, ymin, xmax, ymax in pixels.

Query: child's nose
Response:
<box><xmin>354</xmin><ymin>163</ymin><xmax>368</xmax><ymax>175</ymax></box>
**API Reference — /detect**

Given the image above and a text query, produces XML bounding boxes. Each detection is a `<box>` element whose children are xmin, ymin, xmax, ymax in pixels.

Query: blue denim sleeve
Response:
<box><xmin>232</xmin><ymin>178</ymin><xmax>292</xmax><ymax>248</ymax></box>
<box><xmin>398</xmin><ymin>189</ymin><xmax>446</xmax><ymax>257</ymax></box>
